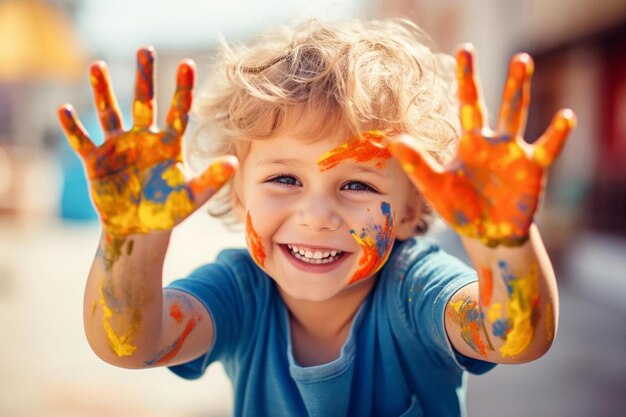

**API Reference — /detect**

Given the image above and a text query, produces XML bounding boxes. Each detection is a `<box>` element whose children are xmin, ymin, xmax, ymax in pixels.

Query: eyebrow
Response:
<box><xmin>254</xmin><ymin>158</ymin><xmax>299</xmax><ymax>167</ymax></box>
<box><xmin>256</xmin><ymin>158</ymin><xmax>389</xmax><ymax>178</ymax></box>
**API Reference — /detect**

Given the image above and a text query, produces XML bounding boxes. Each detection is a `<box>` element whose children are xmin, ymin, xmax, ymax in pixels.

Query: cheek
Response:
<box><xmin>243</xmin><ymin>191</ymin><xmax>290</xmax><ymax>268</ymax></box>
<box><xmin>245</xmin><ymin>211</ymin><xmax>267</xmax><ymax>268</ymax></box>
<box><xmin>347</xmin><ymin>201</ymin><xmax>397</xmax><ymax>284</ymax></box>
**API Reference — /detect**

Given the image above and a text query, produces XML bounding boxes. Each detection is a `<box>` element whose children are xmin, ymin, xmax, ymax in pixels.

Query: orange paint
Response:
<box><xmin>58</xmin><ymin>49</ymin><xmax>235</xmax><ymax>240</ymax></box>
<box><xmin>317</xmin><ymin>130</ymin><xmax>392</xmax><ymax>171</ymax></box>
<box><xmin>349</xmin><ymin>234</ymin><xmax>379</xmax><ymax>284</ymax></box>
<box><xmin>448</xmin><ymin>297</ymin><xmax>489</xmax><ymax>357</ymax></box>
<box><xmin>169</xmin><ymin>303</ymin><xmax>185</xmax><ymax>325</ymax></box>
<box><xmin>389</xmin><ymin>46</ymin><xmax>575</xmax><ymax>247</ymax></box>
<box><xmin>479</xmin><ymin>267</ymin><xmax>493</xmax><ymax>306</ymax></box>
<box><xmin>246</xmin><ymin>212</ymin><xmax>266</xmax><ymax>267</ymax></box>
<box><xmin>349</xmin><ymin>202</ymin><xmax>396</xmax><ymax>284</ymax></box>
<box><xmin>150</xmin><ymin>316</ymin><xmax>199</xmax><ymax>366</ymax></box>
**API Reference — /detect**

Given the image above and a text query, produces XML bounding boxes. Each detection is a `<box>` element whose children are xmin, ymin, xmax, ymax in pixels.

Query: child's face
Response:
<box><xmin>233</xmin><ymin>123</ymin><xmax>420</xmax><ymax>302</ymax></box>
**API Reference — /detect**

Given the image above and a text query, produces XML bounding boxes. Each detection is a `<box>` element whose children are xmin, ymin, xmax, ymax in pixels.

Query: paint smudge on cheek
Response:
<box><xmin>246</xmin><ymin>212</ymin><xmax>266</xmax><ymax>267</ymax></box>
<box><xmin>498</xmin><ymin>261</ymin><xmax>541</xmax><ymax>357</ymax></box>
<box><xmin>317</xmin><ymin>130</ymin><xmax>392</xmax><ymax>171</ymax></box>
<box><xmin>98</xmin><ymin>280</ymin><xmax>142</xmax><ymax>357</ymax></box>
<box><xmin>348</xmin><ymin>201</ymin><xmax>396</xmax><ymax>284</ymax></box>
<box><xmin>447</xmin><ymin>296</ymin><xmax>490</xmax><ymax>357</ymax></box>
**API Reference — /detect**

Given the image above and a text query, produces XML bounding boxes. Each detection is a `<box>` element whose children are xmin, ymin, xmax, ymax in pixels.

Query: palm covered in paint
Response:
<box><xmin>390</xmin><ymin>45</ymin><xmax>576</xmax><ymax>247</ymax></box>
<box><xmin>58</xmin><ymin>47</ymin><xmax>236</xmax><ymax>237</ymax></box>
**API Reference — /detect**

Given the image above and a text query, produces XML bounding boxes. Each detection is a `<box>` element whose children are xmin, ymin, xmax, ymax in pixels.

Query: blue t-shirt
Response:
<box><xmin>167</xmin><ymin>237</ymin><xmax>496</xmax><ymax>417</ymax></box>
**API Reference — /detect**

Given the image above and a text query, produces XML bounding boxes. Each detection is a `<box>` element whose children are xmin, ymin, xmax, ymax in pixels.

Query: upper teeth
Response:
<box><xmin>287</xmin><ymin>244</ymin><xmax>341</xmax><ymax>259</ymax></box>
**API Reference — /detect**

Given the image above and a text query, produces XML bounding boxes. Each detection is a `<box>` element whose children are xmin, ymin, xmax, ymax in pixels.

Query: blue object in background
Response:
<box><xmin>58</xmin><ymin>110</ymin><xmax>108</xmax><ymax>222</ymax></box>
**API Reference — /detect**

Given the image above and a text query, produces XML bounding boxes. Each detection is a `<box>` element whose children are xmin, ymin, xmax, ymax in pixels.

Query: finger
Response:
<box><xmin>132</xmin><ymin>47</ymin><xmax>156</xmax><ymax>129</ymax></box>
<box><xmin>456</xmin><ymin>44</ymin><xmax>486</xmax><ymax>133</ymax></box>
<box><xmin>90</xmin><ymin>61</ymin><xmax>124</xmax><ymax>135</ymax></box>
<box><xmin>188</xmin><ymin>155</ymin><xmax>238</xmax><ymax>206</ymax></box>
<box><xmin>388</xmin><ymin>135</ymin><xmax>445</xmax><ymax>193</ymax></box>
<box><xmin>496</xmin><ymin>53</ymin><xmax>533</xmax><ymax>139</ymax></box>
<box><xmin>533</xmin><ymin>109</ymin><xmax>576</xmax><ymax>168</ymax></box>
<box><xmin>166</xmin><ymin>59</ymin><xmax>195</xmax><ymax>137</ymax></box>
<box><xmin>57</xmin><ymin>104</ymin><xmax>96</xmax><ymax>159</ymax></box>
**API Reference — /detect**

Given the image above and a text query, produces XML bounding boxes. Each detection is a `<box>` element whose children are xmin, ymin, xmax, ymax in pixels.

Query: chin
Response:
<box><xmin>277</xmin><ymin>281</ymin><xmax>345</xmax><ymax>303</ymax></box>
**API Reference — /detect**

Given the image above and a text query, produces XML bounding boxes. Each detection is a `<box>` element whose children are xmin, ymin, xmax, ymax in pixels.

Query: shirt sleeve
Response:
<box><xmin>395</xmin><ymin>238</ymin><xmax>497</xmax><ymax>375</ymax></box>
<box><xmin>166</xmin><ymin>249</ymin><xmax>261</xmax><ymax>379</ymax></box>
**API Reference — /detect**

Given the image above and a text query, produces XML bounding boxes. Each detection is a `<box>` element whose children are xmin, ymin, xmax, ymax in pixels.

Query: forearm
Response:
<box><xmin>83</xmin><ymin>230</ymin><xmax>171</xmax><ymax>368</ymax></box>
<box><xmin>461</xmin><ymin>224</ymin><xmax>559</xmax><ymax>363</ymax></box>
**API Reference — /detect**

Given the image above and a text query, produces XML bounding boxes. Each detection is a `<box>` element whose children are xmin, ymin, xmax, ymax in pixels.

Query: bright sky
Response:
<box><xmin>77</xmin><ymin>0</ymin><xmax>369</xmax><ymax>54</ymax></box>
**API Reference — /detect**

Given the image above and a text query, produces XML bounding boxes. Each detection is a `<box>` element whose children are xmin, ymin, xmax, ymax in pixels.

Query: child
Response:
<box><xmin>59</xmin><ymin>19</ymin><xmax>575</xmax><ymax>417</ymax></box>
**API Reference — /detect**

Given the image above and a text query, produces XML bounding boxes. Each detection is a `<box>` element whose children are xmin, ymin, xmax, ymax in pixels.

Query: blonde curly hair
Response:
<box><xmin>188</xmin><ymin>18</ymin><xmax>460</xmax><ymax>233</ymax></box>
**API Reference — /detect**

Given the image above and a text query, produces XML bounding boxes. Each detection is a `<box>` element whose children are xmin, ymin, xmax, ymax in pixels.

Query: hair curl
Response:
<box><xmin>188</xmin><ymin>18</ymin><xmax>460</xmax><ymax>234</ymax></box>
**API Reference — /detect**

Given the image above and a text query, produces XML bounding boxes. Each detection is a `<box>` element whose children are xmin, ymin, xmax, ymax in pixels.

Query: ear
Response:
<box><xmin>395</xmin><ymin>189</ymin><xmax>423</xmax><ymax>240</ymax></box>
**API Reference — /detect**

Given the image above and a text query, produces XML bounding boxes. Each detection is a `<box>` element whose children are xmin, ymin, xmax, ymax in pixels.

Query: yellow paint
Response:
<box><xmin>133</xmin><ymin>101</ymin><xmax>152</xmax><ymax>126</ymax></box>
<box><xmin>173</xmin><ymin>118</ymin><xmax>183</xmax><ymax>133</ymax></box>
<box><xmin>99</xmin><ymin>280</ymin><xmax>142</xmax><ymax>357</ymax></box>
<box><xmin>93</xmin><ymin>162</ymin><xmax>194</xmax><ymax>236</ymax></box>
<box><xmin>488</xmin><ymin>303</ymin><xmax>502</xmax><ymax>323</ymax></box>
<box><xmin>534</xmin><ymin>146</ymin><xmax>548</xmax><ymax>166</ymax></box>
<box><xmin>545</xmin><ymin>302</ymin><xmax>555</xmax><ymax>342</ymax></box>
<box><xmin>139</xmin><ymin>189</ymin><xmax>194</xmax><ymax>230</ymax></box>
<box><xmin>499</xmin><ymin>264</ymin><xmax>540</xmax><ymax>357</ymax></box>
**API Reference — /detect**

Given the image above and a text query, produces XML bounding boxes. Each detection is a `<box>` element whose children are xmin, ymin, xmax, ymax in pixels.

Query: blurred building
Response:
<box><xmin>0</xmin><ymin>1</ymin><xmax>625</xmax><ymax>416</ymax></box>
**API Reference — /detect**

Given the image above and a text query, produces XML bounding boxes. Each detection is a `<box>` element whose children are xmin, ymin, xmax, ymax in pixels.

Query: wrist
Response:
<box><xmin>98</xmin><ymin>229</ymin><xmax>172</xmax><ymax>271</ymax></box>
<box><xmin>452</xmin><ymin>222</ymin><xmax>532</xmax><ymax>248</ymax></box>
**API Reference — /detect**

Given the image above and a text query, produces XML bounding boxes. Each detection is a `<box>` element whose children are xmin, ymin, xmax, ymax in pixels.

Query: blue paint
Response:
<box><xmin>136</xmin><ymin>53</ymin><xmax>154</xmax><ymax>102</ymax></box>
<box><xmin>144</xmin><ymin>334</ymin><xmax>182</xmax><ymax>366</ymax></box>
<box><xmin>492</xmin><ymin>319</ymin><xmax>510</xmax><ymax>338</ymax></box>
<box><xmin>142</xmin><ymin>161</ymin><xmax>192</xmax><ymax>203</ymax></box>
<box><xmin>375</xmin><ymin>202</ymin><xmax>394</xmax><ymax>256</ymax></box>
<box><xmin>498</xmin><ymin>260</ymin><xmax>515</xmax><ymax>296</ymax></box>
<box><xmin>453</xmin><ymin>211</ymin><xmax>469</xmax><ymax>225</ymax></box>
<box><xmin>485</xmin><ymin>134</ymin><xmax>510</xmax><ymax>144</ymax></box>
<box><xmin>103</xmin><ymin>108</ymin><xmax>121</xmax><ymax>132</ymax></box>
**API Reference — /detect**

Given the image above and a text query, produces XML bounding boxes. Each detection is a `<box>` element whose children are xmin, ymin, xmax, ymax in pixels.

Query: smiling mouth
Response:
<box><xmin>285</xmin><ymin>244</ymin><xmax>345</xmax><ymax>265</ymax></box>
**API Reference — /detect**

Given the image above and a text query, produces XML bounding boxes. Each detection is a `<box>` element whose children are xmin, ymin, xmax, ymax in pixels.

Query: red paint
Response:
<box><xmin>154</xmin><ymin>316</ymin><xmax>198</xmax><ymax>365</ymax></box>
<box><xmin>169</xmin><ymin>303</ymin><xmax>185</xmax><ymax>325</ymax></box>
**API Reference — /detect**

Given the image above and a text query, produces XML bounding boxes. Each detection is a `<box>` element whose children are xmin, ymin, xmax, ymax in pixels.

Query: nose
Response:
<box><xmin>294</xmin><ymin>193</ymin><xmax>342</xmax><ymax>232</ymax></box>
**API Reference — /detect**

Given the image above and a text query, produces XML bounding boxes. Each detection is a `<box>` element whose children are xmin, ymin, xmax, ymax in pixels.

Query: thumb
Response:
<box><xmin>388</xmin><ymin>134</ymin><xmax>445</xmax><ymax>193</ymax></box>
<box><xmin>188</xmin><ymin>155</ymin><xmax>238</xmax><ymax>207</ymax></box>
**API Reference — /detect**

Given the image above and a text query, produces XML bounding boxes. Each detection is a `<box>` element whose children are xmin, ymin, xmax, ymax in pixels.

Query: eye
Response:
<box><xmin>266</xmin><ymin>174</ymin><xmax>302</xmax><ymax>187</ymax></box>
<box><xmin>341</xmin><ymin>181</ymin><xmax>378</xmax><ymax>193</ymax></box>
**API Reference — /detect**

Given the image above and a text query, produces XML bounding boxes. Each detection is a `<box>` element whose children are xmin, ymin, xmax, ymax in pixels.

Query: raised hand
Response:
<box><xmin>58</xmin><ymin>47</ymin><xmax>237</xmax><ymax>237</ymax></box>
<box><xmin>390</xmin><ymin>44</ymin><xmax>576</xmax><ymax>247</ymax></box>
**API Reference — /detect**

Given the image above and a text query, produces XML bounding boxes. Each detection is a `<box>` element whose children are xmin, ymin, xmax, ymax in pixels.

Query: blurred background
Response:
<box><xmin>0</xmin><ymin>0</ymin><xmax>625</xmax><ymax>416</ymax></box>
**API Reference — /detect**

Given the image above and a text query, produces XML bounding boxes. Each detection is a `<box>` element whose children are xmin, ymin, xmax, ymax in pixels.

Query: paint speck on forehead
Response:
<box><xmin>317</xmin><ymin>130</ymin><xmax>392</xmax><ymax>172</ymax></box>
